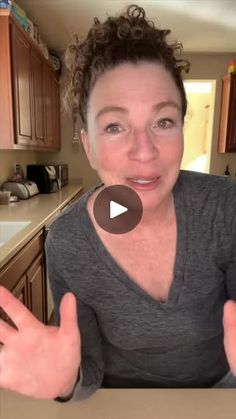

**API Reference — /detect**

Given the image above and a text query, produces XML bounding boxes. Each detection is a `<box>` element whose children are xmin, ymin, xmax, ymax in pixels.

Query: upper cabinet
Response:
<box><xmin>218</xmin><ymin>73</ymin><xmax>236</xmax><ymax>153</ymax></box>
<box><xmin>30</xmin><ymin>48</ymin><xmax>45</xmax><ymax>146</ymax></box>
<box><xmin>11</xmin><ymin>23</ymin><xmax>34</xmax><ymax>146</ymax></box>
<box><xmin>0</xmin><ymin>12</ymin><xmax>61</xmax><ymax>151</ymax></box>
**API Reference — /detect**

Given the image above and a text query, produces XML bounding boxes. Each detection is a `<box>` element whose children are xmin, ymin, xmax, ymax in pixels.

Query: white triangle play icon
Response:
<box><xmin>110</xmin><ymin>200</ymin><xmax>128</xmax><ymax>219</ymax></box>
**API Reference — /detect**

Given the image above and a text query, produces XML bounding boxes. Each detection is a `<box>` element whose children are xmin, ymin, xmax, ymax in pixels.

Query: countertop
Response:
<box><xmin>0</xmin><ymin>181</ymin><xmax>83</xmax><ymax>270</ymax></box>
<box><xmin>1</xmin><ymin>388</ymin><xmax>236</xmax><ymax>419</ymax></box>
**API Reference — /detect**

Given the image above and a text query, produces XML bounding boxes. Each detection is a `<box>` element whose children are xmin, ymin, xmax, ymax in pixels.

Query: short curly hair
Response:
<box><xmin>64</xmin><ymin>4</ymin><xmax>190</xmax><ymax>128</ymax></box>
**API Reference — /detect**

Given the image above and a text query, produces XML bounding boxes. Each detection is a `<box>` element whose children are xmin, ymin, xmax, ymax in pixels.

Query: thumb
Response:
<box><xmin>59</xmin><ymin>292</ymin><xmax>79</xmax><ymax>335</ymax></box>
<box><xmin>223</xmin><ymin>300</ymin><xmax>236</xmax><ymax>329</ymax></box>
<box><xmin>223</xmin><ymin>300</ymin><xmax>236</xmax><ymax>376</ymax></box>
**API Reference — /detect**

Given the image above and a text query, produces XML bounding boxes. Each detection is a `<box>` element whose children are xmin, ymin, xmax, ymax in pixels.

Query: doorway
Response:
<box><xmin>181</xmin><ymin>80</ymin><xmax>216</xmax><ymax>174</ymax></box>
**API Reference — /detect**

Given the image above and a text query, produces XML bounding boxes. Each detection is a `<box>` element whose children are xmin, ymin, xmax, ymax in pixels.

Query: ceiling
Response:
<box><xmin>17</xmin><ymin>0</ymin><xmax>236</xmax><ymax>54</ymax></box>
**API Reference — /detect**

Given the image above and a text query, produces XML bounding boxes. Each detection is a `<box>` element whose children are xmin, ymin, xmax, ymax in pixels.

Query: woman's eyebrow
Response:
<box><xmin>95</xmin><ymin>100</ymin><xmax>181</xmax><ymax>121</ymax></box>
<box><xmin>153</xmin><ymin>101</ymin><xmax>181</xmax><ymax>112</ymax></box>
<box><xmin>95</xmin><ymin>106</ymin><xmax>128</xmax><ymax>120</ymax></box>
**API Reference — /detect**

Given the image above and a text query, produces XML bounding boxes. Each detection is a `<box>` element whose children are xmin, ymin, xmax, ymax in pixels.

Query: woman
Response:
<box><xmin>0</xmin><ymin>4</ymin><xmax>236</xmax><ymax>402</ymax></box>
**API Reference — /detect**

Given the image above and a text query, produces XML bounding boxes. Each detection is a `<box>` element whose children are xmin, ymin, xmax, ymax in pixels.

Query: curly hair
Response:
<box><xmin>64</xmin><ymin>4</ymin><xmax>190</xmax><ymax>128</ymax></box>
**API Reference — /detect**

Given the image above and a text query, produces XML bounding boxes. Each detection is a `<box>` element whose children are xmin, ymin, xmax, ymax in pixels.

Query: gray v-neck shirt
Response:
<box><xmin>45</xmin><ymin>170</ymin><xmax>236</xmax><ymax>398</ymax></box>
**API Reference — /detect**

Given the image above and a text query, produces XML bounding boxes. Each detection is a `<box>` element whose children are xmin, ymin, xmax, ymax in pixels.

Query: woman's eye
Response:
<box><xmin>155</xmin><ymin>119</ymin><xmax>174</xmax><ymax>129</ymax></box>
<box><xmin>105</xmin><ymin>124</ymin><xmax>122</xmax><ymax>135</ymax></box>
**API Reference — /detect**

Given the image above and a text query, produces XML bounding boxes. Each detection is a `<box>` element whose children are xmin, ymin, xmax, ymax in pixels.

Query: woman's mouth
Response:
<box><xmin>126</xmin><ymin>177</ymin><xmax>161</xmax><ymax>190</ymax></box>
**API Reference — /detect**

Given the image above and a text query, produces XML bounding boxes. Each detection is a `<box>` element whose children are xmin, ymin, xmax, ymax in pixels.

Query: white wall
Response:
<box><xmin>0</xmin><ymin>150</ymin><xmax>42</xmax><ymax>185</ymax></box>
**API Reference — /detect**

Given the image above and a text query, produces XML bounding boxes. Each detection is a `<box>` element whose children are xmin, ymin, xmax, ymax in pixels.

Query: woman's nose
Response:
<box><xmin>127</xmin><ymin>129</ymin><xmax>159</xmax><ymax>162</ymax></box>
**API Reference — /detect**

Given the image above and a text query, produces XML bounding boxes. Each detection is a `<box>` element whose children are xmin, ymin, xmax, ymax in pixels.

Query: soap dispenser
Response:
<box><xmin>224</xmin><ymin>165</ymin><xmax>230</xmax><ymax>178</ymax></box>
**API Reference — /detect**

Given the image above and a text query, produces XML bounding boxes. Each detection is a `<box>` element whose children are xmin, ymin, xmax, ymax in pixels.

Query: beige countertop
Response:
<box><xmin>1</xmin><ymin>388</ymin><xmax>236</xmax><ymax>419</ymax></box>
<box><xmin>0</xmin><ymin>181</ymin><xmax>83</xmax><ymax>270</ymax></box>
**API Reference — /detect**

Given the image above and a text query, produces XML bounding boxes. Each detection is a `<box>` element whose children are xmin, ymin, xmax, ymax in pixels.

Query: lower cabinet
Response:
<box><xmin>27</xmin><ymin>252</ymin><xmax>46</xmax><ymax>322</ymax></box>
<box><xmin>12</xmin><ymin>274</ymin><xmax>28</xmax><ymax>307</ymax></box>
<box><xmin>0</xmin><ymin>229</ymin><xmax>47</xmax><ymax>327</ymax></box>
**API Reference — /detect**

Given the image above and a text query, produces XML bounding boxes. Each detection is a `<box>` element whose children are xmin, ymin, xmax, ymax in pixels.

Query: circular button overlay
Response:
<box><xmin>93</xmin><ymin>185</ymin><xmax>143</xmax><ymax>234</ymax></box>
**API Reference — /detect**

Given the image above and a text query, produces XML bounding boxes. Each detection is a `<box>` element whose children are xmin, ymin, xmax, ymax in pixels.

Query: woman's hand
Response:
<box><xmin>223</xmin><ymin>300</ymin><xmax>236</xmax><ymax>377</ymax></box>
<box><xmin>0</xmin><ymin>286</ymin><xmax>81</xmax><ymax>399</ymax></box>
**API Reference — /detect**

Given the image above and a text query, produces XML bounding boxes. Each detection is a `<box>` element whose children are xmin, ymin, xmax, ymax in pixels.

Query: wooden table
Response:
<box><xmin>1</xmin><ymin>389</ymin><xmax>236</xmax><ymax>419</ymax></box>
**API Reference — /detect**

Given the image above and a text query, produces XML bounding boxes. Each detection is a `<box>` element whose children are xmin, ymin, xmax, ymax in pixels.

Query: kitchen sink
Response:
<box><xmin>0</xmin><ymin>221</ymin><xmax>31</xmax><ymax>246</ymax></box>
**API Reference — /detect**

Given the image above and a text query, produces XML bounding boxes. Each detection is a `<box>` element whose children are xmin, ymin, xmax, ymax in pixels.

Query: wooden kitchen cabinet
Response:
<box><xmin>0</xmin><ymin>11</ymin><xmax>61</xmax><ymax>150</ymax></box>
<box><xmin>52</xmin><ymin>76</ymin><xmax>61</xmax><ymax>149</ymax></box>
<box><xmin>44</xmin><ymin>65</ymin><xmax>54</xmax><ymax>147</ymax></box>
<box><xmin>0</xmin><ymin>275</ymin><xmax>28</xmax><ymax>330</ymax></box>
<box><xmin>218</xmin><ymin>73</ymin><xmax>236</xmax><ymax>153</ymax></box>
<box><xmin>0</xmin><ymin>230</ymin><xmax>47</xmax><ymax>326</ymax></box>
<box><xmin>44</xmin><ymin>65</ymin><xmax>61</xmax><ymax>149</ymax></box>
<box><xmin>27</xmin><ymin>253</ymin><xmax>46</xmax><ymax>322</ymax></box>
<box><xmin>11</xmin><ymin>23</ymin><xmax>33</xmax><ymax>146</ymax></box>
<box><xmin>31</xmin><ymin>49</ymin><xmax>46</xmax><ymax>146</ymax></box>
<box><xmin>13</xmin><ymin>274</ymin><xmax>29</xmax><ymax>307</ymax></box>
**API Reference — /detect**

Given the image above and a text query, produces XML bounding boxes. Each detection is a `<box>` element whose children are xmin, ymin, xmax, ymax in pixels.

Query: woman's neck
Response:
<box><xmin>136</xmin><ymin>192</ymin><xmax>175</xmax><ymax>231</ymax></box>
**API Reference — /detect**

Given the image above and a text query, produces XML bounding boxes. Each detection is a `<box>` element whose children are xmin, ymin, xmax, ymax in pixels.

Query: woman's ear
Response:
<box><xmin>80</xmin><ymin>129</ymin><xmax>97</xmax><ymax>170</ymax></box>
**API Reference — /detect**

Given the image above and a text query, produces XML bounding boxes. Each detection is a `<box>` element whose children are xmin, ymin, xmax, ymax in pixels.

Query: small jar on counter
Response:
<box><xmin>0</xmin><ymin>191</ymin><xmax>11</xmax><ymax>205</ymax></box>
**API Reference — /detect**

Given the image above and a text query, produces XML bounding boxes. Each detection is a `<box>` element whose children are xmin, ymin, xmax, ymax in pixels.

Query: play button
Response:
<box><xmin>93</xmin><ymin>185</ymin><xmax>143</xmax><ymax>234</ymax></box>
<box><xmin>110</xmin><ymin>201</ymin><xmax>128</xmax><ymax>218</ymax></box>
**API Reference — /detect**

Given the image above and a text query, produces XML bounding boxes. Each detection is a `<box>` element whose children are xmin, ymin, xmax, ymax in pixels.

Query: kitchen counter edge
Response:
<box><xmin>0</xmin><ymin>182</ymin><xmax>83</xmax><ymax>270</ymax></box>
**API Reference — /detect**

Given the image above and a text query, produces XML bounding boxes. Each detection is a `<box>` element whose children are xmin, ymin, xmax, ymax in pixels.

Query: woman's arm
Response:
<box><xmin>223</xmin><ymin>180</ymin><xmax>236</xmax><ymax>376</ymax></box>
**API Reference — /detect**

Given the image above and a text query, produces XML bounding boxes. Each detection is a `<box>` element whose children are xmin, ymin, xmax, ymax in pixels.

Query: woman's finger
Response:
<box><xmin>59</xmin><ymin>292</ymin><xmax>79</xmax><ymax>337</ymax></box>
<box><xmin>0</xmin><ymin>318</ymin><xmax>18</xmax><ymax>345</ymax></box>
<box><xmin>0</xmin><ymin>286</ymin><xmax>38</xmax><ymax>330</ymax></box>
<box><xmin>223</xmin><ymin>300</ymin><xmax>236</xmax><ymax>376</ymax></box>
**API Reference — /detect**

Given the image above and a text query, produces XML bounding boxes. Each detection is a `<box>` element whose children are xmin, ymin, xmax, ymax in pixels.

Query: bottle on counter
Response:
<box><xmin>224</xmin><ymin>165</ymin><xmax>231</xmax><ymax>178</ymax></box>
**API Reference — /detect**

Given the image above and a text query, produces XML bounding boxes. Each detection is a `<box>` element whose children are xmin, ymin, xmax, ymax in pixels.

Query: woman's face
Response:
<box><xmin>81</xmin><ymin>61</ymin><xmax>184</xmax><ymax>213</ymax></box>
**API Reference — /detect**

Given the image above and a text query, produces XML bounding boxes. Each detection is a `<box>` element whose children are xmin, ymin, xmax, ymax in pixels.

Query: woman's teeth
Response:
<box><xmin>130</xmin><ymin>178</ymin><xmax>157</xmax><ymax>184</ymax></box>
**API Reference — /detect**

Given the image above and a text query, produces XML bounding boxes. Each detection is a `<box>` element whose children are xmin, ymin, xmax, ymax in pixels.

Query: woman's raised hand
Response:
<box><xmin>0</xmin><ymin>286</ymin><xmax>81</xmax><ymax>399</ymax></box>
<box><xmin>223</xmin><ymin>300</ymin><xmax>236</xmax><ymax>377</ymax></box>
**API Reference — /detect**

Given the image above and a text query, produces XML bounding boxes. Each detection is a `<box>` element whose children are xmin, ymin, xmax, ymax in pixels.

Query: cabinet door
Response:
<box><xmin>0</xmin><ymin>230</ymin><xmax>46</xmax><ymax>325</ymax></box>
<box><xmin>43</xmin><ymin>64</ymin><xmax>60</xmax><ymax>150</ymax></box>
<box><xmin>0</xmin><ymin>17</ymin><xmax>14</xmax><ymax>149</ymax></box>
<box><xmin>0</xmin><ymin>275</ymin><xmax>28</xmax><ymax>329</ymax></box>
<box><xmin>52</xmin><ymin>76</ymin><xmax>61</xmax><ymax>150</ymax></box>
<box><xmin>11</xmin><ymin>24</ymin><xmax>33</xmax><ymax>146</ymax></box>
<box><xmin>13</xmin><ymin>274</ymin><xmax>29</xmax><ymax>306</ymax></box>
<box><xmin>27</xmin><ymin>252</ymin><xmax>46</xmax><ymax>323</ymax></box>
<box><xmin>228</xmin><ymin>74</ymin><xmax>236</xmax><ymax>151</ymax></box>
<box><xmin>44</xmin><ymin>64</ymin><xmax>54</xmax><ymax>147</ymax></box>
<box><xmin>31</xmin><ymin>50</ymin><xmax>45</xmax><ymax>146</ymax></box>
<box><xmin>1</xmin><ymin>16</ymin><xmax>61</xmax><ymax>151</ymax></box>
<box><xmin>218</xmin><ymin>74</ymin><xmax>236</xmax><ymax>153</ymax></box>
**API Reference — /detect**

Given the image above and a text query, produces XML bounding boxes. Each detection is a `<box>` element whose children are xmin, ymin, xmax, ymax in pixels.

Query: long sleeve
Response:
<box><xmin>45</xmin><ymin>232</ymin><xmax>105</xmax><ymax>401</ymax></box>
<box><xmin>224</xmin><ymin>179</ymin><xmax>236</xmax><ymax>300</ymax></box>
<box><xmin>225</xmin><ymin>227</ymin><xmax>236</xmax><ymax>300</ymax></box>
